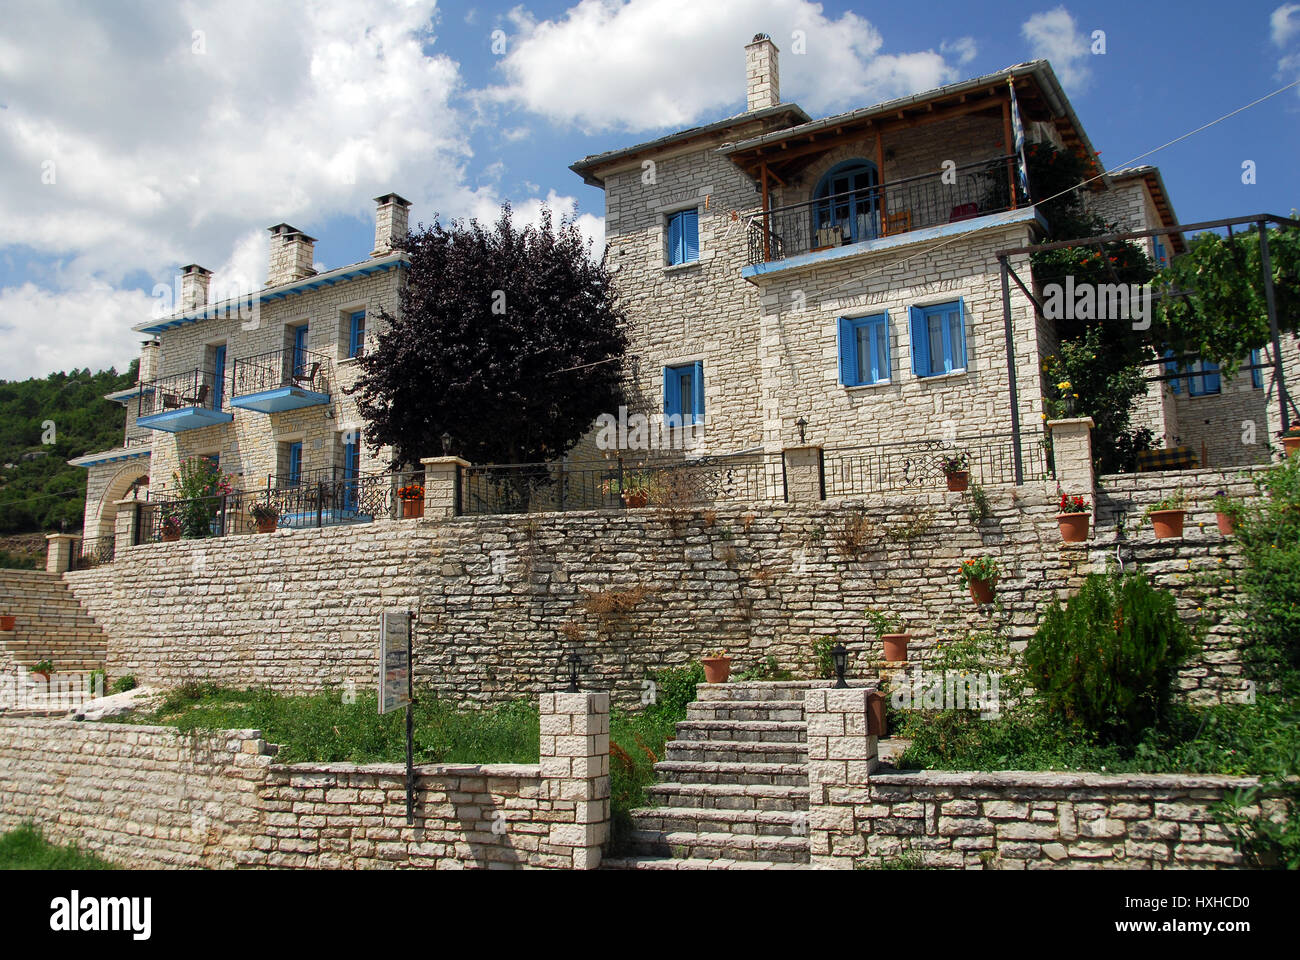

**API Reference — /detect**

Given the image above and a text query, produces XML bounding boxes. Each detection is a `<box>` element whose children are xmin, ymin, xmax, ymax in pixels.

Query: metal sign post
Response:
<box><xmin>379</xmin><ymin>609</ymin><xmax>416</xmax><ymax>825</ymax></box>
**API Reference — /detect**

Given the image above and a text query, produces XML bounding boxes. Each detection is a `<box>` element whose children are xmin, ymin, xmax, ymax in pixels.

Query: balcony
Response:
<box><xmin>746</xmin><ymin>155</ymin><xmax>1028</xmax><ymax>270</ymax></box>
<box><xmin>229</xmin><ymin>348</ymin><xmax>330</xmax><ymax>414</ymax></box>
<box><xmin>137</xmin><ymin>369</ymin><xmax>233</xmax><ymax>432</ymax></box>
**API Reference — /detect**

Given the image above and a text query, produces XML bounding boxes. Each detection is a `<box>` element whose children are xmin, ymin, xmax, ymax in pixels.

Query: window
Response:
<box><xmin>1154</xmin><ymin>239</ymin><xmax>1169</xmax><ymax>270</ymax></box>
<box><xmin>1165</xmin><ymin>353</ymin><xmax>1221</xmax><ymax>396</ymax></box>
<box><xmin>837</xmin><ymin>313</ymin><xmax>890</xmax><ymax>386</ymax></box>
<box><xmin>347</xmin><ymin>310</ymin><xmax>366</xmax><ymax>359</ymax></box>
<box><xmin>666</xmin><ymin>209</ymin><xmax>699</xmax><ymax>266</ymax></box>
<box><xmin>211</xmin><ymin>344</ymin><xmax>226</xmax><ymax>411</ymax></box>
<box><xmin>290</xmin><ymin>324</ymin><xmax>309</xmax><ymax>378</ymax></box>
<box><xmin>664</xmin><ymin>362</ymin><xmax>704</xmax><ymax>426</ymax></box>
<box><xmin>909</xmin><ymin>301</ymin><xmax>967</xmax><ymax>377</ymax></box>
<box><xmin>286</xmin><ymin>441</ymin><xmax>303</xmax><ymax>486</ymax></box>
<box><xmin>814</xmin><ymin>161</ymin><xmax>879</xmax><ymax>244</ymax></box>
<box><xmin>342</xmin><ymin>437</ymin><xmax>359</xmax><ymax>512</ymax></box>
<box><xmin>1251</xmin><ymin>348</ymin><xmax>1264</xmax><ymax>390</ymax></box>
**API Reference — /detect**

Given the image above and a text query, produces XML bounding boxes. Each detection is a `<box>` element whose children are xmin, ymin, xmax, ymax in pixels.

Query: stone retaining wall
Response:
<box><xmin>58</xmin><ymin>478</ymin><xmax>1254</xmax><ymax>706</ymax></box>
<box><xmin>0</xmin><ymin>692</ymin><xmax>609</xmax><ymax>870</ymax></box>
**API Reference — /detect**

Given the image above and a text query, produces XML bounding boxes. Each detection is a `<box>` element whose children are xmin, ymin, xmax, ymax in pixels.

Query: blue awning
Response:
<box><xmin>229</xmin><ymin>386</ymin><xmax>330</xmax><ymax>414</ymax></box>
<box><xmin>137</xmin><ymin>407</ymin><xmax>234</xmax><ymax>433</ymax></box>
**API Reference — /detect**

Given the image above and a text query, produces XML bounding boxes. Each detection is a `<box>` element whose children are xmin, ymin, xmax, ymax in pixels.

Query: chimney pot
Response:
<box><xmin>179</xmin><ymin>264</ymin><xmax>212</xmax><ymax>312</ymax></box>
<box><xmin>372</xmin><ymin>193</ymin><xmax>412</xmax><ymax>257</ymax></box>
<box><xmin>745</xmin><ymin>33</ymin><xmax>780</xmax><ymax>112</ymax></box>
<box><xmin>266</xmin><ymin>223</ymin><xmax>318</xmax><ymax>287</ymax></box>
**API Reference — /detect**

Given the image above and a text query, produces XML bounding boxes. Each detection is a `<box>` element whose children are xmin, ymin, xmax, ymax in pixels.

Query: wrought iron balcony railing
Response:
<box><xmin>137</xmin><ymin>368</ymin><xmax>224</xmax><ymax>418</ymax></box>
<box><xmin>747</xmin><ymin>155</ymin><xmax>1028</xmax><ymax>266</ymax></box>
<box><xmin>231</xmin><ymin>348</ymin><xmax>330</xmax><ymax>399</ymax></box>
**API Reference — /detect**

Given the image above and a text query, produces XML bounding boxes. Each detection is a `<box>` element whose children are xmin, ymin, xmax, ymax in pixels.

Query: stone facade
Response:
<box><xmin>0</xmin><ymin>692</ymin><xmax>609</xmax><ymax>870</ymax></box>
<box><xmin>809</xmin><ymin>768</ymin><xmax>1273</xmax><ymax>869</ymax></box>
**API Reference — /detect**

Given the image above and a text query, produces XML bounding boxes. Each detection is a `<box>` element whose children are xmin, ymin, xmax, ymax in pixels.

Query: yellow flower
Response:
<box><xmin>1056</xmin><ymin>381</ymin><xmax>1072</xmax><ymax>390</ymax></box>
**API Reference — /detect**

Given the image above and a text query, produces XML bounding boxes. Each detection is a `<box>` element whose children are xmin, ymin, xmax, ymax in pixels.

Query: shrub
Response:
<box><xmin>1235</xmin><ymin>457</ymin><xmax>1300</xmax><ymax>679</ymax></box>
<box><xmin>1024</xmin><ymin>570</ymin><xmax>1195</xmax><ymax>741</ymax></box>
<box><xmin>810</xmin><ymin>637</ymin><xmax>836</xmax><ymax>680</ymax></box>
<box><xmin>109</xmin><ymin>674</ymin><xmax>136</xmax><ymax>694</ymax></box>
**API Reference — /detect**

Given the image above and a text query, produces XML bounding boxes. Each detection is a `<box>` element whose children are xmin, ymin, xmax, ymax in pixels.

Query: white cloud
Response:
<box><xmin>482</xmin><ymin>0</ymin><xmax>978</xmax><ymax>133</ymax></box>
<box><xmin>1272</xmin><ymin>3</ymin><xmax>1300</xmax><ymax>46</ymax></box>
<box><xmin>467</xmin><ymin>189</ymin><xmax>606</xmax><ymax>259</ymax></box>
<box><xmin>0</xmin><ymin>282</ymin><xmax>153</xmax><ymax>379</ymax></box>
<box><xmin>1021</xmin><ymin>6</ymin><xmax>1091</xmax><ymax>92</ymax></box>
<box><xmin>941</xmin><ymin>37</ymin><xmax>979</xmax><ymax>67</ymax></box>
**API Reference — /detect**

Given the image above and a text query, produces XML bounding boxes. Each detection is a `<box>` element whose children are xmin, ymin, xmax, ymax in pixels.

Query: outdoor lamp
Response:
<box><xmin>795</xmin><ymin>416</ymin><xmax>808</xmax><ymax>444</ymax></box>
<box><xmin>832</xmin><ymin>643</ymin><xmax>848</xmax><ymax>688</ymax></box>
<box><xmin>564</xmin><ymin>653</ymin><xmax>581</xmax><ymax>693</ymax></box>
<box><xmin>441</xmin><ymin>431</ymin><xmax>452</xmax><ymax>455</ymax></box>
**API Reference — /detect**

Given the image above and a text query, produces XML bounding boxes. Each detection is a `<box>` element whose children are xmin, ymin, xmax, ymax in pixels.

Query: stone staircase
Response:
<box><xmin>0</xmin><ymin>570</ymin><xmax>107</xmax><ymax>710</ymax></box>
<box><xmin>603</xmin><ymin>680</ymin><xmax>856</xmax><ymax>871</ymax></box>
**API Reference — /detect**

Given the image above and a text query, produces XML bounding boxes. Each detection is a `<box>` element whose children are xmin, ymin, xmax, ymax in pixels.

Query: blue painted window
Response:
<box><xmin>212</xmin><ymin>344</ymin><xmax>226</xmax><ymax>410</ymax></box>
<box><xmin>288</xmin><ymin>442</ymin><xmax>303</xmax><ymax>486</ymax></box>
<box><xmin>814</xmin><ymin>161</ymin><xmax>879</xmax><ymax>244</ymax></box>
<box><xmin>342</xmin><ymin>438</ymin><xmax>359</xmax><ymax>512</ymax></box>
<box><xmin>348</xmin><ymin>310</ymin><xmax>366</xmax><ymax>359</ymax></box>
<box><xmin>837</xmin><ymin>314</ymin><xmax>890</xmax><ymax>386</ymax></box>
<box><xmin>1250</xmin><ymin>348</ymin><xmax>1264</xmax><ymax>389</ymax></box>
<box><xmin>664</xmin><ymin>362</ymin><xmax>705</xmax><ymax>426</ymax></box>
<box><xmin>908</xmin><ymin>301</ymin><xmax>967</xmax><ymax>377</ymax></box>
<box><xmin>1154</xmin><ymin>239</ymin><xmax>1168</xmax><ymax>270</ymax></box>
<box><xmin>1165</xmin><ymin>353</ymin><xmax>1221</xmax><ymax>396</ymax></box>
<box><xmin>666</xmin><ymin>209</ymin><xmax>699</xmax><ymax>266</ymax></box>
<box><xmin>292</xmin><ymin>325</ymin><xmax>309</xmax><ymax>378</ymax></box>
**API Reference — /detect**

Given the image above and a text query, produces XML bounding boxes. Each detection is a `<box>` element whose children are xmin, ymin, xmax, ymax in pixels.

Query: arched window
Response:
<box><xmin>813</xmin><ymin>161</ymin><xmax>879</xmax><ymax>245</ymax></box>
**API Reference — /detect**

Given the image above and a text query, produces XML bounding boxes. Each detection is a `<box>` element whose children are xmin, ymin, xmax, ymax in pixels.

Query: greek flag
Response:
<box><xmin>1008</xmin><ymin>78</ymin><xmax>1030</xmax><ymax>201</ymax></box>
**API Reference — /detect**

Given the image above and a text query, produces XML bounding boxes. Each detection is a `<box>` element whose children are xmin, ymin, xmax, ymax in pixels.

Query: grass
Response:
<box><xmin>0</xmin><ymin>824</ymin><xmax>116</xmax><ymax>870</ymax></box>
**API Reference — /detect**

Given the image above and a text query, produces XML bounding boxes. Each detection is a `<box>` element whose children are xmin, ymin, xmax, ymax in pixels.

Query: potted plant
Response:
<box><xmin>1056</xmin><ymin>492</ymin><xmax>1090</xmax><ymax>542</ymax></box>
<box><xmin>397</xmin><ymin>482</ymin><xmax>425</xmax><ymax>519</ymax></box>
<box><xmin>250</xmin><ymin>501</ymin><xmax>279</xmax><ymax>534</ymax></box>
<box><xmin>1282</xmin><ymin>421</ymin><xmax>1300</xmax><ymax>458</ymax></box>
<box><xmin>959</xmin><ymin>556</ymin><xmax>1000</xmax><ymax>604</ymax></box>
<box><xmin>866</xmin><ymin>609</ymin><xmax>909</xmax><ymax>662</ymax></box>
<box><xmin>603</xmin><ymin>471</ymin><xmax>657</xmax><ymax>508</ymax></box>
<box><xmin>1211</xmin><ymin>490</ymin><xmax>1242</xmax><ymax>537</ymax></box>
<box><xmin>700</xmin><ymin>648</ymin><xmax>732</xmax><ymax>684</ymax></box>
<box><xmin>0</xmin><ymin>614</ymin><xmax>14</xmax><ymax>631</ymax></box>
<box><xmin>867</xmin><ymin>690</ymin><xmax>888</xmax><ymax>737</ymax></box>
<box><xmin>160</xmin><ymin>512</ymin><xmax>182</xmax><ymax>542</ymax></box>
<box><xmin>941</xmin><ymin>452</ymin><xmax>969</xmax><ymax>492</ymax></box>
<box><xmin>33</xmin><ymin>659</ymin><xmax>53</xmax><ymax>682</ymax></box>
<box><xmin>1146</xmin><ymin>489</ymin><xmax>1188</xmax><ymax>540</ymax></box>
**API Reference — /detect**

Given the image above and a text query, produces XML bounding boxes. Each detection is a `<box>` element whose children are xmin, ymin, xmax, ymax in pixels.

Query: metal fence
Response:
<box><xmin>231</xmin><ymin>347</ymin><xmax>330</xmax><ymax>398</ymax></box>
<box><xmin>748</xmin><ymin>155</ymin><xmax>1025</xmax><ymax>265</ymax></box>
<box><xmin>71</xmin><ymin>535</ymin><xmax>115</xmax><ymax>569</ymax></box>
<box><xmin>459</xmin><ymin>452</ymin><xmax>787</xmax><ymax>516</ymax></box>
<box><xmin>822</xmin><ymin>431</ymin><xmax>1051</xmax><ymax>497</ymax></box>
<box><xmin>138</xmin><ymin>367</ymin><xmax>225</xmax><ymax>418</ymax></box>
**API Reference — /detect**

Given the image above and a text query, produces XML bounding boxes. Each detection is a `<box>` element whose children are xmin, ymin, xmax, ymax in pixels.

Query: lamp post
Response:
<box><xmin>795</xmin><ymin>416</ymin><xmax>808</xmax><ymax>445</ymax></box>
<box><xmin>564</xmin><ymin>653</ymin><xmax>581</xmax><ymax>693</ymax></box>
<box><xmin>831</xmin><ymin>643</ymin><xmax>848</xmax><ymax>688</ymax></box>
<box><xmin>440</xmin><ymin>431</ymin><xmax>452</xmax><ymax>456</ymax></box>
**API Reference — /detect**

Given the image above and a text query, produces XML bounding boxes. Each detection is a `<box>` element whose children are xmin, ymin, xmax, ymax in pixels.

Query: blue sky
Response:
<box><xmin>0</xmin><ymin>0</ymin><xmax>1296</xmax><ymax>380</ymax></box>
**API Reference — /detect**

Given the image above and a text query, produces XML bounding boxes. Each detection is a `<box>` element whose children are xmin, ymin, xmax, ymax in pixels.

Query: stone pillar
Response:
<box><xmin>419</xmin><ymin>456</ymin><xmax>469</xmax><ymax>519</ymax></box>
<box><xmin>45</xmin><ymin>534</ymin><xmax>77</xmax><ymax>574</ymax></box>
<box><xmin>805</xmin><ymin>687</ymin><xmax>877</xmax><ymax>870</ymax></box>
<box><xmin>539</xmin><ymin>692</ymin><xmax>610</xmax><ymax>870</ymax></box>
<box><xmin>782</xmin><ymin>445</ymin><xmax>824</xmax><ymax>502</ymax></box>
<box><xmin>113</xmin><ymin>498</ymin><xmax>142</xmax><ymax>556</ymax></box>
<box><xmin>1047</xmin><ymin>417</ymin><xmax>1095</xmax><ymax>496</ymax></box>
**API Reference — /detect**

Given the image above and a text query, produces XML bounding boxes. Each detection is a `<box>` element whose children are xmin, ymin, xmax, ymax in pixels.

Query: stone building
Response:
<box><xmin>71</xmin><ymin>195</ymin><xmax>412</xmax><ymax>542</ymax></box>
<box><xmin>569</xmin><ymin>37</ymin><xmax>1273</xmax><ymax>472</ymax></box>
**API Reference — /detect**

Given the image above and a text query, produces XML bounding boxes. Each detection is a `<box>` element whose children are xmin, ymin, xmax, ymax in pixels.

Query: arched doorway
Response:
<box><xmin>90</xmin><ymin>464</ymin><xmax>151</xmax><ymax>541</ymax></box>
<box><xmin>813</xmin><ymin>160</ymin><xmax>880</xmax><ymax>246</ymax></box>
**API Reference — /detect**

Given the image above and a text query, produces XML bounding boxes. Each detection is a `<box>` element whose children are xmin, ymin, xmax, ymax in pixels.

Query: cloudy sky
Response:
<box><xmin>0</xmin><ymin>0</ymin><xmax>1297</xmax><ymax>380</ymax></box>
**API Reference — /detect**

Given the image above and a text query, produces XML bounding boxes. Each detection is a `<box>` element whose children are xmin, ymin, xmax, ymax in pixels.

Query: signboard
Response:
<box><xmin>379</xmin><ymin>609</ymin><xmax>411</xmax><ymax>715</ymax></box>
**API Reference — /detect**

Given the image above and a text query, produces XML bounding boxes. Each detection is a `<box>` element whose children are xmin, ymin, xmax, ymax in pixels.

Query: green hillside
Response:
<box><xmin>0</xmin><ymin>363</ymin><xmax>138</xmax><ymax>534</ymax></box>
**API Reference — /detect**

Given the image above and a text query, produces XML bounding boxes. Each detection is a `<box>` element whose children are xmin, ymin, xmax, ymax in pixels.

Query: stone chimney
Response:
<box><xmin>139</xmin><ymin>340</ymin><xmax>160</xmax><ymax>383</ymax></box>
<box><xmin>745</xmin><ymin>33</ymin><xmax>780</xmax><ymax>112</ymax></box>
<box><xmin>372</xmin><ymin>193</ymin><xmax>412</xmax><ymax>257</ymax></box>
<box><xmin>179</xmin><ymin>264</ymin><xmax>212</xmax><ymax>311</ymax></box>
<box><xmin>266</xmin><ymin>224</ymin><xmax>318</xmax><ymax>287</ymax></box>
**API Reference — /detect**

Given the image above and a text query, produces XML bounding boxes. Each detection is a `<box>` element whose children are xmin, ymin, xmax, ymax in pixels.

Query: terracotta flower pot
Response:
<box><xmin>945</xmin><ymin>471</ymin><xmax>969</xmax><ymax>492</ymax></box>
<box><xmin>622</xmin><ymin>490</ymin><xmax>650</xmax><ymax>509</ymax></box>
<box><xmin>867</xmin><ymin>691</ymin><xmax>887</xmax><ymax>737</ymax></box>
<box><xmin>256</xmin><ymin>517</ymin><xmax>277</xmax><ymax>534</ymax></box>
<box><xmin>401</xmin><ymin>499</ymin><xmax>425</xmax><ymax>519</ymax></box>
<box><xmin>969</xmin><ymin>578</ymin><xmax>996</xmax><ymax>604</ymax></box>
<box><xmin>1149</xmin><ymin>509</ymin><xmax>1185</xmax><ymax>540</ymax></box>
<box><xmin>700</xmin><ymin>656</ymin><xmax>732</xmax><ymax>684</ymax></box>
<box><xmin>1215</xmin><ymin>512</ymin><xmax>1235</xmax><ymax>536</ymax></box>
<box><xmin>1057</xmin><ymin>512</ymin><xmax>1090</xmax><ymax>543</ymax></box>
<box><xmin>0</xmin><ymin>615</ymin><xmax>14</xmax><ymax>631</ymax></box>
<box><xmin>162</xmin><ymin>529</ymin><xmax>181</xmax><ymax>542</ymax></box>
<box><xmin>882</xmin><ymin>633</ymin><xmax>909</xmax><ymax>662</ymax></box>
<box><xmin>1284</xmin><ymin>436</ymin><xmax>1300</xmax><ymax>458</ymax></box>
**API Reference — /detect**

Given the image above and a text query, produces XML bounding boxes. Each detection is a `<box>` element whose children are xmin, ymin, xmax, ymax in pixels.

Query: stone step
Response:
<box><xmin>674</xmin><ymin>719</ymin><xmax>807</xmax><ymax>743</ymax></box>
<box><xmin>629</xmin><ymin>806</ymin><xmax>806</xmax><ymax>837</ymax></box>
<box><xmin>686</xmin><ymin>700</ymin><xmax>806</xmax><ymax>722</ymax></box>
<box><xmin>664</xmin><ymin>739</ymin><xmax>808</xmax><ymax>765</ymax></box>
<box><xmin>622</xmin><ymin>829</ymin><xmax>809</xmax><ymax>864</ymax></box>
<box><xmin>693</xmin><ymin>680</ymin><xmax>841</xmax><ymax>703</ymax></box>
<box><xmin>600</xmin><ymin>856</ymin><xmax>808</xmax><ymax>871</ymax></box>
<box><xmin>651</xmin><ymin>759</ymin><xmax>809</xmax><ymax>787</ymax></box>
<box><xmin>644</xmin><ymin>781</ymin><xmax>808</xmax><ymax>812</ymax></box>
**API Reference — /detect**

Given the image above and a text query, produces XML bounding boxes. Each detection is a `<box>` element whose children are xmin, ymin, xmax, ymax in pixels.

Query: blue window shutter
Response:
<box><xmin>1164</xmin><ymin>351</ymin><xmax>1181</xmax><ymax>394</ymax></box>
<box><xmin>953</xmin><ymin>300</ymin><xmax>968</xmax><ymax>369</ymax></box>
<box><xmin>289</xmin><ymin>442</ymin><xmax>302</xmax><ymax>483</ymax></box>
<box><xmin>1252</xmin><ymin>349</ymin><xmax>1263</xmax><ymax>389</ymax></box>
<box><xmin>663</xmin><ymin>367</ymin><xmax>679</xmax><ymax>421</ymax></box>
<box><xmin>909</xmin><ymin>306</ymin><xmax>929</xmax><ymax>377</ymax></box>
<box><xmin>837</xmin><ymin>317</ymin><xmax>855</xmax><ymax>385</ymax></box>
<box><xmin>1202</xmin><ymin>361</ymin><xmax>1220</xmax><ymax>394</ymax></box>
<box><xmin>349</xmin><ymin>311</ymin><xmax>365</xmax><ymax>358</ymax></box>
<box><xmin>683</xmin><ymin>210</ymin><xmax>699</xmax><ymax>262</ymax></box>
<box><xmin>692</xmin><ymin>361</ymin><xmax>705</xmax><ymax>423</ymax></box>
<box><xmin>667</xmin><ymin>214</ymin><xmax>684</xmax><ymax>265</ymax></box>
<box><xmin>213</xmin><ymin>345</ymin><xmax>226</xmax><ymax>410</ymax></box>
<box><xmin>875</xmin><ymin>316</ymin><xmax>889</xmax><ymax>382</ymax></box>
